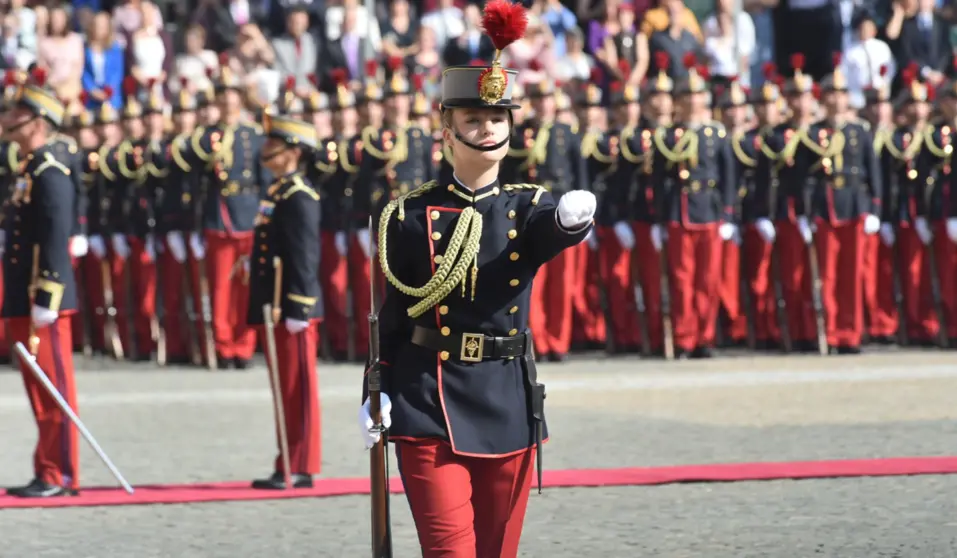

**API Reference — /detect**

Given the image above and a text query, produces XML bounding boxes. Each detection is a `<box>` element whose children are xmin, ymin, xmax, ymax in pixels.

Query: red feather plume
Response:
<box><xmin>365</xmin><ymin>60</ymin><xmax>378</xmax><ymax>78</ymax></box>
<box><xmin>654</xmin><ymin>51</ymin><xmax>669</xmax><ymax>72</ymax></box>
<box><xmin>610</xmin><ymin>81</ymin><xmax>623</xmax><ymax>93</ymax></box>
<box><xmin>713</xmin><ymin>84</ymin><xmax>725</xmax><ymax>97</ymax></box>
<box><xmin>387</xmin><ymin>56</ymin><xmax>403</xmax><ymax>72</ymax></box>
<box><xmin>205</xmin><ymin>66</ymin><xmax>215</xmax><ymax>79</ymax></box>
<box><xmin>285</xmin><ymin>75</ymin><xmax>295</xmax><ymax>91</ymax></box>
<box><xmin>79</xmin><ymin>91</ymin><xmax>89</xmax><ymax>105</ymax></box>
<box><xmin>103</xmin><ymin>85</ymin><xmax>113</xmax><ymax>98</ymax></box>
<box><xmin>590</xmin><ymin>67</ymin><xmax>603</xmax><ymax>83</ymax></box>
<box><xmin>832</xmin><ymin>52</ymin><xmax>842</xmax><ymax>67</ymax></box>
<box><xmin>762</xmin><ymin>62</ymin><xmax>775</xmax><ymax>80</ymax></box>
<box><xmin>147</xmin><ymin>77</ymin><xmax>156</xmax><ymax>90</ymax></box>
<box><xmin>3</xmin><ymin>69</ymin><xmax>15</xmax><ymax>86</ymax></box>
<box><xmin>330</xmin><ymin>68</ymin><xmax>348</xmax><ymax>86</ymax></box>
<box><xmin>812</xmin><ymin>82</ymin><xmax>821</xmax><ymax>99</ymax></box>
<box><xmin>308</xmin><ymin>73</ymin><xmax>319</xmax><ymax>88</ymax></box>
<box><xmin>791</xmin><ymin>53</ymin><xmax>805</xmax><ymax>72</ymax></box>
<box><xmin>618</xmin><ymin>59</ymin><xmax>631</xmax><ymax>76</ymax></box>
<box><xmin>469</xmin><ymin>58</ymin><xmax>486</xmax><ymax>66</ymax></box>
<box><xmin>528</xmin><ymin>59</ymin><xmax>542</xmax><ymax>72</ymax></box>
<box><xmin>879</xmin><ymin>64</ymin><xmax>888</xmax><ymax>78</ymax></box>
<box><xmin>697</xmin><ymin>65</ymin><xmax>710</xmax><ymax>80</ymax></box>
<box><xmin>179</xmin><ymin>76</ymin><xmax>189</xmax><ymax>90</ymax></box>
<box><xmin>907</xmin><ymin>61</ymin><xmax>920</xmax><ymax>76</ymax></box>
<box><xmin>729</xmin><ymin>75</ymin><xmax>738</xmax><ymax>83</ymax></box>
<box><xmin>32</xmin><ymin>67</ymin><xmax>46</xmax><ymax>87</ymax></box>
<box><xmin>481</xmin><ymin>0</ymin><xmax>528</xmax><ymax>51</ymax></box>
<box><xmin>218</xmin><ymin>52</ymin><xmax>229</xmax><ymax>66</ymax></box>
<box><xmin>123</xmin><ymin>76</ymin><xmax>137</xmax><ymax>96</ymax></box>
<box><xmin>928</xmin><ymin>85</ymin><xmax>937</xmax><ymax>102</ymax></box>
<box><xmin>412</xmin><ymin>73</ymin><xmax>424</xmax><ymax>91</ymax></box>
<box><xmin>682</xmin><ymin>53</ymin><xmax>696</xmax><ymax>70</ymax></box>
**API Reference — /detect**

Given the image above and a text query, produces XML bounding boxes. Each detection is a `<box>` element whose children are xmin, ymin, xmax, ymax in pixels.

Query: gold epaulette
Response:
<box><xmin>281</xmin><ymin>175</ymin><xmax>320</xmax><ymax>201</ymax></box>
<box><xmin>115</xmin><ymin>140</ymin><xmax>138</xmax><ymax>179</ymax></box>
<box><xmin>337</xmin><ymin>140</ymin><xmax>358</xmax><ymax>173</ymax></box>
<box><xmin>33</xmin><ymin>151</ymin><xmax>70</xmax><ymax>177</ymax></box>
<box><xmin>731</xmin><ymin>131</ymin><xmax>757</xmax><ymax>168</ymax></box>
<box><xmin>924</xmin><ymin>124</ymin><xmax>953</xmax><ymax>159</ymax></box>
<box><xmin>570</xmin><ymin>121</ymin><xmax>579</xmax><ymax>135</ymax></box>
<box><xmin>503</xmin><ymin>183</ymin><xmax>546</xmax><ymax>206</ymax></box>
<box><xmin>171</xmin><ymin>134</ymin><xmax>192</xmax><ymax>172</ymax></box>
<box><xmin>191</xmin><ymin>126</ymin><xmax>210</xmax><ymax>162</ymax></box>
<box><xmin>362</xmin><ymin>126</ymin><xmax>391</xmax><ymax>160</ymax></box>
<box><xmin>884</xmin><ymin>125</ymin><xmax>926</xmax><ymax>161</ymax></box>
<box><xmin>1</xmin><ymin>141</ymin><xmax>19</xmax><ymax>175</ymax></box>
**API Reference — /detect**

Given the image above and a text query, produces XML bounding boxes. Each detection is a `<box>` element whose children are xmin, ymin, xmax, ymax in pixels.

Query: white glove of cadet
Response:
<box><xmin>915</xmin><ymin>217</ymin><xmax>933</xmax><ymax>245</ymax></box>
<box><xmin>585</xmin><ymin>229</ymin><xmax>598</xmax><ymax>251</ymax></box>
<box><xmin>334</xmin><ymin>231</ymin><xmax>348</xmax><ymax>257</ymax></box>
<box><xmin>719</xmin><ymin>222</ymin><xmax>737</xmax><ymax>242</ymax></box>
<box><xmin>69</xmin><ymin>235</ymin><xmax>88</xmax><ymax>258</ymax></box>
<box><xmin>797</xmin><ymin>216</ymin><xmax>813</xmax><ymax>245</ymax></box>
<box><xmin>879</xmin><ymin>223</ymin><xmax>895</xmax><ymax>247</ymax></box>
<box><xmin>189</xmin><ymin>232</ymin><xmax>205</xmax><ymax>259</ymax></box>
<box><xmin>89</xmin><ymin>235</ymin><xmax>106</xmax><ymax>259</ymax></box>
<box><xmin>31</xmin><ymin>305</ymin><xmax>57</xmax><ymax>328</ymax></box>
<box><xmin>166</xmin><ymin>231</ymin><xmax>187</xmax><ymax>263</ymax></box>
<box><xmin>356</xmin><ymin>228</ymin><xmax>372</xmax><ymax>259</ymax></box>
<box><xmin>144</xmin><ymin>234</ymin><xmax>156</xmax><ymax>262</ymax></box>
<box><xmin>948</xmin><ymin>218</ymin><xmax>957</xmax><ymax>244</ymax></box>
<box><xmin>359</xmin><ymin>392</ymin><xmax>393</xmax><ymax>449</ymax></box>
<box><xmin>285</xmin><ymin>318</ymin><xmax>309</xmax><ymax>334</ymax></box>
<box><xmin>650</xmin><ymin>224</ymin><xmax>664</xmax><ymax>253</ymax></box>
<box><xmin>111</xmin><ymin>234</ymin><xmax>130</xmax><ymax>259</ymax></box>
<box><xmin>613</xmin><ymin>221</ymin><xmax>636</xmax><ymax>250</ymax></box>
<box><xmin>755</xmin><ymin>218</ymin><xmax>776</xmax><ymax>244</ymax></box>
<box><xmin>863</xmin><ymin>214</ymin><xmax>880</xmax><ymax>236</ymax></box>
<box><xmin>556</xmin><ymin>190</ymin><xmax>597</xmax><ymax>229</ymax></box>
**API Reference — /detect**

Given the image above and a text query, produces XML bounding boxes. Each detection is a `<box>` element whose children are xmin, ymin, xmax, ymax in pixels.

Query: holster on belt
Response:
<box><xmin>521</xmin><ymin>332</ymin><xmax>545</xmax><ymax>494</ymax></box>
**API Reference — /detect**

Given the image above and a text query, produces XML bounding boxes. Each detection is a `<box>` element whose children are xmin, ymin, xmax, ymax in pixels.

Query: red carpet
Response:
<box><xmin>4</xmin><ymin>456</ymin><xmax>957</xmax><ymax>509</ymax></box>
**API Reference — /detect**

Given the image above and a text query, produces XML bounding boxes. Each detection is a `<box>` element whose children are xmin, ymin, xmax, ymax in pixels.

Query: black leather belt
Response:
<box><xmin>411</xmin><ymin>326</ymin><xmax>528</xmax><ymax>362</ymax></box>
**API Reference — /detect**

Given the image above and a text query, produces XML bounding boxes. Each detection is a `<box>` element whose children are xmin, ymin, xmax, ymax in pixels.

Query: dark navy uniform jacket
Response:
<box><xmin>137</xmin><ymin>138</ymin><xmax>170</xmax><ymax>238</ymax></box>
<box><xmin>356</xmin><ymin>125</ymin><xmax>436</xmax><ymax>222</ymax></box>
<box><xmin>731</xmin><ymin>126</ymin><xmax>766</xmax><ymax>225</ymax></box>
<box><xmin>369</xmin><ymin>178</ymin><xmax>591</xmax><ymax>457</ymax></box>
<box><xmin>48</xmin><ymin>135</ymin><xmax>87</xmax><ymax>238</ymax></box>
<box><xmin>159</xmin><ymin>132</ymin><xmax>200</xmax><ymax>235</ymax></box>
<box><xmin>582</xmin><ymin>128</ymin><xmax>620</xmax><ymax>226</ymax></box>
<box><xmin>754</xmin><ymin>122</ymin><xmax>820</xmax><ymax>221</ymax></box>
<box><xmin>307</xmin><ymin>135</ymin><xmax>362</xmax><ymax>234</ymax></box>
<box><xmin>923</xmin><ymin>124</ymin><xmax>957</xmax><ymax>220</ymax></box>
<box><xmin>804</xmin><ymin>120</ymin><xmax>882</xmax><ymax>225</ymax></box>
<box><xmin>619</xmin><ymin>122</ymin><xmax>657</xmax><ymax>224</ymax></box>
<box><xmin>512</xmin><ymin>121</ymin><xmax>587</xmax><ymax>199</ymax></box>
<box><xmin>247</xmin><ymin>172</ymin><xmax>322</xmax><ymax>324</ymax></box>
<box><xmin>878</xmin><ymin>125</ymin><xmax>932</xmax><ymax>225</ymax></box>
<box><xmin>86</xmin><ymin>145</ymin><xmax>115</xmax><ymax>237</ymax></box>
<box><xmin>2</xmin><ymin>145</ymin><xmax>77</xmax><ymax>316</ymax></box>
<box><xmin>103</xmin><ymin>139</ymin><xmax>143</xmax><ymax>235</ymax></box>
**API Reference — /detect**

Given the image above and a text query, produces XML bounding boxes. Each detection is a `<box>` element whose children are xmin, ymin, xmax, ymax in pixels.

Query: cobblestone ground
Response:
<box><xmin>2</xmin><ymin>350</ymin><xmax>957</xmax><ymax>557</ymax></box>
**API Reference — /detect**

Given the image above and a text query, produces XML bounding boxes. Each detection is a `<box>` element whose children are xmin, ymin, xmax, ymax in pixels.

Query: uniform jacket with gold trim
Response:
<box><xmin>104</xmin><ymin>139</ymin><xmax>145</xmax><ymax>235</ymax></box>
<box><xmin>511</xmin><ymin>121</ymin><xmax>587</xmax><ymax>199</ymax></box>
<box><xmin>652</xmin><ymin>122</ymin><xmax>736</xmax><ymax>227</ymax></box>
<box><xmin>732</xmin><ymin>126</ymin><xmax>766</xmax><ymax>225</ymax></box>
<box><xmin>308</xmin><ymin>134</ymin><xmax>361</xmax><ymax>233</ymax></box>
<box><xmin>137</xmin><ymin>138</ymin><xmax>171</xmax><ymax>237</ymax></box>
<box><xmin>878</xmin><ymin>125</ymin><xmax>933</xmax><ymax>224</ymax></box>
<box><xmin>806</xmin><ymin>120</ymin><xmax>882</xmax><ymax>225</ymax></box>
<box><xmin>85</xmin><ymin>144</ymin><xmax>113</xmax><ymax>236</ymax></box>
<box><xmin>619</xmin><ymin>121</ymin><xmax>657</xmax><ymax>223</ymax></box>
<box><xmin>368</xmin><ymin>179</ymin><xmax>591</xmax><ymax>457</ymax></box>
<box><xmin>0</xmin><ymin>141</ymin><xmax>19</xmax><ymax>209</ymax></box>
<box><xmin>754</xmin><ymin>122</ymin><xmax>819</xmax><ymax>221</ymax></box>
<box><xmin>2</xmin><ymin>145</ymin><xmax>77</xmax><ymax>317</ymax></box>
<box><xmin>159</xmin><ymin>132</ymin><xmax>199</xmax><ymax>234</ymax></box>
<box><xmin>356</xmin><ymin>125</ymin><xmax>436</xmax><ymax>222</ymax></box>
<box><xmin>49</xmin><ymin>134</ymin><xmax>87</xmax><ymax>237</ymax></box>
<box><xmin>247</xmin><ymin>172</ymin><xmax>322</xmax><ymax>324</ymax></box>
<box><xmin>581</xmin><ymin>128</ymin><xmax>620</xmax><ymax>225</ymax></box>
<box><xmin>919</xmin><ymin>123</ymin><xmax>957</xmax><ymax>220</ymax></box>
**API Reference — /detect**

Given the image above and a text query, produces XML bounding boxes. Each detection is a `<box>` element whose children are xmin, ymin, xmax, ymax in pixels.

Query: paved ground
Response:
<box><xmin>2</xmin><ymin>349</ymin><xmax>957</xmax><ymax>557</ymax></box>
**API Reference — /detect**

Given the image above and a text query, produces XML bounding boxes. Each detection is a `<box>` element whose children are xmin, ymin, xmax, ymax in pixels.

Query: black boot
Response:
<box><xmin>7</xmin><ymin>479</ymin><xmax>75</xmax><ymax>498</ymax></box>
<box><xmin>251</xmin><ymin>472</ymin><xmax>313</xmax><ymax>490</ymax></box>
<box><xmin>233</xmin><ymin>357</ymin><xmax>252</xmax><ymax>370</ymax></box>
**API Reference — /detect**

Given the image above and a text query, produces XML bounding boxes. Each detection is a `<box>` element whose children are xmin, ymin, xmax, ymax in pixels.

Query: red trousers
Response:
<box><xmin>933</xmin><ymin>221</ymin><xmax>957</xmax><ymax>340</ymax></box>
<box><xmin>348</xmin><ymin>234</ymin><xmax>372</xmax><ymax>358</ymax></box>
<box><xmin>319</xmin><ymin>231</ymin><xmax>371</xmax><ymax>357</ymax></box>
<box><xmin>718</xmin><ymin>239</ymin><xmax>748</xmax><ymax>342</ymax></box>
<box><xmin>0</xmin><ymin>264</ymin><xmax>7</xmax><ymax>358</ymax></box>
<box><xmin>529</xmin><ymin>244</ymin><xmax>576</xmax><ymax>355</ymax></box>
<box><xmin>157</xmin><ymin>243</ymin><xmax>211</xmax><ymax>362</ymax></box>
<box><xmin>107</xmin><ymin>239</ymin><xmax>156</xmax><ymax>358</ymax></box>
<box><xmin>397</xmin><ymin>439</ymin><xmax>535</xmax><ymax>558</ymax></box>
<box><xmin>205</xmin><ymin>231</ymin><xmax>255</xmax><ymax>360</ymax></box>
<box><xmin>861</xmin><ymin>232</ymin><xmax>881</xmax><ymax>337</ymax></box>
<box><xmin>666</xmin><ymin>223</ymin><xmax>722</xmax><ymax>351</ymax></box>
<box><xmin>70</xmin><ymin>255</ymin><xmax>87</xmax><ymax>351</ymax></box>
<box><xmin>742</xmin><ymin>226</ymin><xmax>778</xmax><ymax>343</ymax></box>
<box><xmin>775</xmin><ymin>221</ymin><xmax>818</xmax><ymax>343</ymax></box>
<box><xmin>10</xmin><ymin>316</ymin><xmax>79</xmax><ymax>488</ymax></box>
<box><xmin>814</xmin><ymin>218</ymin><xmax>865</xmax><ymax>347</ymax></box>
<box><xmin>82</xmin><ymin>252</ymin><xmax>107</xmax><ymax>352</ymax></box>
<box><xmin>631</xmin><ymin>222</ymin><xmax>664</xmax><ymax>351</ymax></box>
<box><xmin>259</xmin><ymin>323</ymin><xmax>321</xmax><ymax>475</ymax></box>
<box><xmin>571</xmin><ymin>240</ymin><xmax>605</xmax><ymax>346</ymax></box>
<box><xmin>597</xmin><ymin>226</ymin><xmax>640</xmax><ymax>348</ymax></box>
<box><xmin>874</xmin><ymin>227</ymin><xmax>941</xmax><ymax>341</ymax></box>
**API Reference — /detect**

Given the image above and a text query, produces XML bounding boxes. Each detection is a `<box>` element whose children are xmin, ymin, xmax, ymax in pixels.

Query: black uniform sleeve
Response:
<box><xmin>718</xmin><ymin>133</ymin><xmax>736</xmax><ymax>222</ymax></box>
<box><xmin>255</xmin><ymin>133</ymin><xmax>274</xmax><ymax>197</ymax></box>
<box><xmin>861</xmin><ymin>126</ymin><xmax>882</xmax><ymax>216</ymax></box>
<box><xmin>33</xmin><ymin>160</ymin><xmax>76</xmax><ymax>312</ymax></box>
<box><xmin>70</xmin><ymin>150</ymin><xmax>88</xmax><ymax>236</ymax></box>
<box><xmin>525</xmin><ymin>188</ymin><xmax>592</xmax><ymax>267</ymax></box>
<box><xmin>279</xmin><ymin>187</ymin><xmax>321</xmax><ymax>321</ymax></box>
<box><xmin>570</xmin><ymin>131</ymin><xmax>588</xmax><ymax>191</ymax></box>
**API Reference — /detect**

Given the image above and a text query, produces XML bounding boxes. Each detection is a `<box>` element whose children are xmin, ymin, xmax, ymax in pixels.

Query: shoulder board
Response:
<box><xmin>281</xmin><ymin>176</ymin><xmax>320</xmax><ymax>201</ymax></box>
<box><xmin>7</xmin><ymin>141</ymin><xmax>18</xmax><ymax>173</ymax></box>
<box><xmin>33</xmin><ymin>151</ymin><xmax>71</xmax><ymax>178</ymax></box>
<box><xmin>503</xmin><ymin>183</ymin><xmax>546</xmax><ymax>205</ymax></box>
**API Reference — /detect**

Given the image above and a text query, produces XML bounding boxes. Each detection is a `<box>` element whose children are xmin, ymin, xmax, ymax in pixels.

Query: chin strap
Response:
<box><xmin>453</xmin><ymin>133</ymin><xmax>509</xmax><ymax>152</ymax></box>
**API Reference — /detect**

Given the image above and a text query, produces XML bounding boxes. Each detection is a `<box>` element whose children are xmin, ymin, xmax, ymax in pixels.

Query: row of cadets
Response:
<box><xmin>0</xmin><ymin>70</ymin><xmax>22</xmax><ymax>363</ymax></box>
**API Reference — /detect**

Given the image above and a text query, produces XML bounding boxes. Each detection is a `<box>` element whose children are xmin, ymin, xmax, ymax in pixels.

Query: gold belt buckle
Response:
<box><xmin>460</xmin><ymin>333</ymin><xmax>485</xmax><ymax>363</ymax></box>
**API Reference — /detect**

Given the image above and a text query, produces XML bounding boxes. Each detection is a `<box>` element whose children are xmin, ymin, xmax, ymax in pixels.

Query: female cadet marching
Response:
<box><xmin>357</xmin><ymin>1</ymin><xmax>597</xmax><ymax>556</ymax></box>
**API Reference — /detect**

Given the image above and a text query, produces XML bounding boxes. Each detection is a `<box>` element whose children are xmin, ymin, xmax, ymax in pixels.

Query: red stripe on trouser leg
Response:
<box><xmin>860</xmin><ymin>232</ymin><xmax>880</xmax><ymax>336</ymax></box>
<box><xmin>718</xmin><ymin>239</ymin><xmax>745</xmax><ymax>342</ymax></box>
<box><xmin>397</xmin><ymin>439</ymin><xmax>535</xmax><ymax>558</ymax></box>
<box><xmin>870</xmin><ymin>240</ymin><xmax>899</xmax><ymax>338</ymax></box>
<box><xmin>9</xmin><ymin>316</ymin><xmax>79</xmax><ymax>489</ymax></box>
<box><xmin>319</xmin><ymin>231</ymin><xmax>349</xmax><ymax>353</ymax></box>
<box><xmin>897</xmin><ymin>226</ymin><xmax>940</xmax><ymax>342</ymax></box>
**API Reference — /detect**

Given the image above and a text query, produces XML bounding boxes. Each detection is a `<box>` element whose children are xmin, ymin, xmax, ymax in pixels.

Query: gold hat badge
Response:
<box><xmin>477</xmin><ymin>0</ymin><xmax>528</xmax><ymax>105</ymax></box>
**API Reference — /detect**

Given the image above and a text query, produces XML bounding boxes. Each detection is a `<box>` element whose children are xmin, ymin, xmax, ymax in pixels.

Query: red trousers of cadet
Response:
<box><xmin>82</xmin><ymin>251</ymin><xmax>107</xmax><ymax>353</ymax></box>
<box><xmin>596</xmin><ymin>226</ymin><xmax>640</xmax><ymax>349</ymax></box>
<box><xmin>775</xmin><ymin>221</ymin><xmax>818</xmax><ymax>344</ymax></box>
<box><xmin>10</xmin><ymin>316</ymin><xmax>79</xmax><ymax>489</ymax></box>
<box><xmin>631</xmin><ymin>222</ymin><xmax>665</xmax><ymax>351</ymax></box>
<box><xmin>205</xmin><ymin>231</ymin><xmax>255</xmax><ymax>361</ymax></box>
<box><xmin>873</xmin><ymin>227</ymin><xmax>941</xmax><ymax>341</ymax></box>
<box><xmin>348</xmin><ymin>233</ymin><xmax>372</xmax><ymax>359</ymax></box>
<box><xmin>258</xmin><ymin>323</ymin><xmax>321</xmax><ymax>474</ymax></box>
<box><xmin>718</xmin><ymin>238</ymin><xmax>748</xmax><ymax>343</ymax></box>
<box><xmin>157</xmin><ymin>241</ymin><xmax>212</xmax><ymax>363</ymax></box>
<box><xmin>108</xmin><ymin>240</ymin><xmax>156</xmax><ymax>358</ymax></box>
<box><xmin>813</xmin><ymin>218</ymin><xmax>865</xmax><ymax>348</ymax></box>
<box><xmin>741</xmin><ymin>226</ymin><xmax>778</xmax><ymax>344</ymax></box>
<box><xmin>0</xmin><ymin>266</ymin><xmax>8</xmax><ymax>358</ymax></box>
<box><xmin>933</xmin><ymin>221</ymin><xmax>957</xmax><ymax>340</ymax></box>
<box><xmin>666</xmin><ymin>223</ymin><xmax>722</xmax><ymax>352</ymax></box>
<box><xmin>319</xmin><ymin>230</ymin><xmax>372</xmax><ymax>357</ymax></box>
<box><xmin>860</xmin><ymin>231</ymin><xmax>881</xmax><ymax>338</ymax></box>
<box><xmin>397</xmin><ymin>439</ymin><xmax>535</xmax><ymax>558</ymax></box>
<box><xmin>70</xmin><ymin>254</ymin><xmax>87</xmax><ymax>351</ymax></box>
<box><xmin>529</xmin><ymin>244</ymin><xmax>576</xmax><ymax>356</ymax></box>
<box><xmin>571</xmin><ymin>238</ymin><xmax>605</xmax><ymax>347</ymax></box>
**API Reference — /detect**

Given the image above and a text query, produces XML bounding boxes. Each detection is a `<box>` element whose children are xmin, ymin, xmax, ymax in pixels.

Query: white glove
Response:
<box><xmin>585</xmin><ymin>229</ymin><xmax>598</xmax><ymax>251</ymax></box>
<box><xmin>879</xmin><ymin>223</ymin><xmax>895</xmax><ymax>247</ymax></box>
<box><xmin>111</xmin><ymin>234</ymin><xmax>130</xmax><ymax>259</ymax></box>
<box><xmin>166</xmin><ymin>231</ymin><xmax>187</xmax><ymax>263</ymax></box>
<box><xmin>334</xmin><ymin>231</ymin><xmax>348</xmax><ymax>257</ymax></box>
<box><xmin>144</xmin><ymin>234</ymin><xmax>156</xmax><ymax>262</ymax></box>
<box><xmin>613</xmin><ymin>221</ymin><xmax>635</xmax><ymax>250</ymax></box>
<box><xmin>356</xmin><ymin>228</ymin><xmax>372</xmax><ymax>259</ymax></box>
<box><xmin>719</xmin><ymin>222</ymin><xmax>737</xmax><ymax>242</ymax></box>
<box><xmin>69</xmin><ymin>235</ymin><xmax>88</xmax><ymax>258</ymax></box>
<box><xmin>947</xmin><ymin>218</ymin><xmax>957</xmax><ymax>244</ymax></box>
<box><xmin>89</xmin><ymin>235</ymin><xmax>106</xmax><ymax>259</ymax></box>
<box><xmin>755</xmin><ymin>218</ymin><xmax>776</xmax><ymax>244</ymax></box>
<box><xmin>915</xmin><ymin>217</ymin><xmax>933</xmax><ymax>245</ymax></box>
<box><xmin>556</xmin><ymin>190</ymin><xmax>597</xmax><ymax>230</ymax></box>
<box><xmin>863</xmin><ymin>214</ymin><xmax>880</xmax><ymax>236</ymax></box>
<box><xmin>359</xmin><ymin>392</ymin><xmax>393</xmax><ymax>449</ymax></box>
<box><xmin>797</xmin><ymin>216</ymin><xmax>813</xmax><ymax>245</ymax></box>
<box><xmin>189</xmin><ymin>232</ymin><xmax>205</xmax><ymax>259</ymax></box>
<box><xmin>31</xmin><ymin>305</ymin><xmax>57</xmax><ymax>328</ymax></box>
<box><xmin>650</xmin><ymin>224</ymin><xmax>664</xmax><ymax>253</ymax></box>
<box><xmin>285</xmin><ymin>318</ymin><xmax>309</xmax><ymax>334</ymax></box>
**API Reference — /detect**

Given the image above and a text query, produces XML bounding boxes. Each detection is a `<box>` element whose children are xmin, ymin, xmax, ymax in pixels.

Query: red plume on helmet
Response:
<box><xmin>147</xmin><ymin>77</ymin><xmax>157</xmax><ymax>91</ymax></box>
<box><xmin>481</xmin><ymin>0</ymin><xmax>528</xmax><ymax>51</ymax></box>
<box><xmin>610</xmin><ymin>81</ymin><xmax>623</xmax><ymax>93</ymax></box>
<box><xmin>365</xmin><ymin>60</ymin><xmax>378</xmax><ymax>78</ymax></box>
<box><xmin>697</xmin><ymin>65</ymin><xmax>710</xmax><ymax>80</ymax></box>
<box><xmin>31</xmin><ymin>67</ymin><xmax>47</xmax><ymax>87</ymax></box>
<box><xmin>927</xmin><ymin>85</ymin><xmax>937</xmax><ymax>102</ymax></box>
<box><xmin>387</xmin><ymin>56</ymin><xmax>404</xmax><ymax>72</ymax></box>
<box><xmin>654</xmin><ymin>51</ymin><xmax>669</xmax><ymax>72</ymax></box>
<box><xmin>682</xmin><ymin>53</ymin><xmax>697</xmax><ymax>69</ymax></box>
<box><xmin>762</xmin><ymin>62</ymin><xmax>776</xmax><ymax>81</ymax></box>
<box><xmin>590</xmin><ymin>66</ymin><xmax>603</xmax><ymax>83</ymax></box>
<box><xmin>330</xmin><ymin>68</ymin><xmax>348</xmax><ymax>86</ymax></box>
<box><xmin>831</xmin><ymin>52</ymin><xmax>842</xmax><ymax>67</ymax></box>
<box><xmin>285</xmin><ymin>75</ymin><xmax>296</xmax><ymax>91</ymax></box>
<box><xmin>79</xmin><ymin>90</ymin><xmax>89</xmax><ymax>105</ymax></box>
<box><xmin>812</xmin><ymin>82</ymin><xmax>821</xmax><ymax>99</ymax></box>
<box><xmin>412</xmin><ymin>73</ymin><xmax>424</xmax><ymax>91</ymax></box>
<box><xmin>205</xmin><ymin>66</ymin><xmax>215</xmax><ymax>79</ymax></box>
<box><xmin>218</xmin><ymin>51</ymin><xmax>229</xmax><ymax>67</ymax></box>
<box><xmin>528</xmin><ymin>59</ymin><xmax>542</xmax><ymax>72</ymax></box>
<box><xmin>618</xmin><ymin>59</ymin><xmax>631</xmax><ymax>76</ymax></box>
<box><xmin>308</xmin><ymin>73</ymin><xmax>319</xmax><ymax>88</ymax></box>
<box><xmin>791</xmin><ymin>53</ymin><xmax>805</xmax><ymax>72</ymax></box>
<box><xmin>123</xmin><ymin>76</ymin><xmax>137</xmax><ymax>96</ymax></box>
<box><xmin>102</xmin><ymin>85</ymin><xmax>114</xmax><ymax>98</ymax></box>
<box><xmin>179</xmin><ymin>76</ymin><xmax>189</xmax><ymax>90</ymax></box>
<box><xmin>3</xmin><ymin>69</ymin><xmax>15</xmax><ymax>87</ymax></box>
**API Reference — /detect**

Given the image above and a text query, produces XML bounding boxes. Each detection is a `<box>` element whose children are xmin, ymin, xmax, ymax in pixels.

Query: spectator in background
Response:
<box><xmin>381</xmin><ymin>0</ymin><xmax>418</xmax><ymax>59</ymax></box>
<box><xmin>443</xmin><ymin>2</ymin><xmax>494</xmax><ymax>66</ymax></box>
<box><xmin>555</xmin><ymin>25</ymin><xmax>594</xmax><ymax>81</ymax></box>
<box><xmin>703</xmin><ymin>0</ymin><xmax>755</xmax><ymax>86</ymax></box>
<box><xmin>899</xmin><ymin>0</ymin><xmax>952</xmax><ymax>86</ymax></box>
<box><xmin>885</xmin><ymin>0</ymin><xmax>918</xmax><ymax>41</ymax></box>
<box><xmin>505</xmin><ymin>13</ymin><xmax>556</xmax><ymax>78</ymax></box>
<box><xmin>173</xmin><ymin>23</ymin><xmax>218</xmax><ymax>92</ymax></box>
<box><xmin>324</xmin><ymin>2</ymin><xmax>374</xmax><ymax>79</ymax></box>
<box><xmin>225</xmin><ymin>23</ymin><xmax>278</xmax><ymax>102</ymax></box>
<box><xmin>541</xmin><ymin>0</ymin><xmax>578</xmax><ymax>58</ymax></box>
<box><xmin>33</xmin><ymin>4</ymin><xmax>48</xmax><ymax>45</ymax></box>
<box><xmin>0</xmin><ymin>12</ymin><xmax>30</xmax><ymax>70</ymax></box>
<box><xmin>37</xmin><ymin>5</ymin><xmax>84</xmax><ymax>100</ymax></box>
<box><xmin>191</xmin><ymin>0</ymin><xmax>240</xmax><ymax>53</ymax></box>
<box><xmin>406</xmin><ymin>25</ymin><xmax>441</xmax><ymax>95</ymax></box>
<box><xmin>325</xmin><ymin>0</ymin><xmax>381</xmax><ymax>53</ymax></box>
<box><xmin>845</xmin><ymin>8</ymin><xmax>895</xmax><ymax>108</ymax></box>
<box><xmin>743</xmin><ymin>0</ymin><xmax>777</xmax><ymax>87</ymax></box>
<box><xmin>587</xmin><ymin>0</ymin><xmax>624</xmax><ymax>56</ymax></box>
<box><xmin>128</xmin><ymin>1</ymin><xmax>168</xmax><ymax>94</ymax></box>
<box><xmin>420</xmin><ymin>0</ymin><xmax>464</xmax><ymax>51</ymax></box>
<box><xmin>113</xmin><ymin>0</ymin><xmax>162</xmax><ymax>47</ymax></box>
<box><xmin>603</xmin><ymin>3</ymin><xmax>643</xmax><ymax>83</ymax></box>
<box><xmin>82</xmin><ymin>11</ymin><xmax>124</xmax><ymax>108</ymax></box>
<box><xmin>646</xmin><ymin>0</ymin><xmax>705</xmax><ymax>81</ymax></box>
<box><xmin>272</xmin><ymin>6</ymin><xmax>319</xmax><ymax>90</ymax></box>
<box><xmin>8</xmin><ymin>0</ymin><xmax>37</xmax><ymax>54</ymax></box>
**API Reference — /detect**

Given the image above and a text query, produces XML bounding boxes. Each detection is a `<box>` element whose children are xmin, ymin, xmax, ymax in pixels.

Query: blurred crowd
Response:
<box><xmin>0</xmin><ymin>0</ymin><xmax>956</xmax><ymax>116</ymax></box>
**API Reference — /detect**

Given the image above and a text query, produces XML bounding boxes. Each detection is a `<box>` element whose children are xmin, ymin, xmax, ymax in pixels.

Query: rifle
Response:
<box><xmin>803</xmin><ymin>183</ymin><xmax>828</xmax><ymax>356</ymax></box>
<box><xmin>367</xmin><ymin>216</ymin><xmax>393</xmax><ymax>558</ymax></box>
<box><xmin>263</xmin><ymin>257</ymin><xmax>292</xmax><ymax>489</ymax></box>
<box><xmin>767</xmin><ymin>168</ymin><xmax>791</xmax><ymax>353</ymax></box>
<box><xmin>100</xmin><ymin>258</ymin><xmax>124</xmax><ymax>359</ymax></box>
